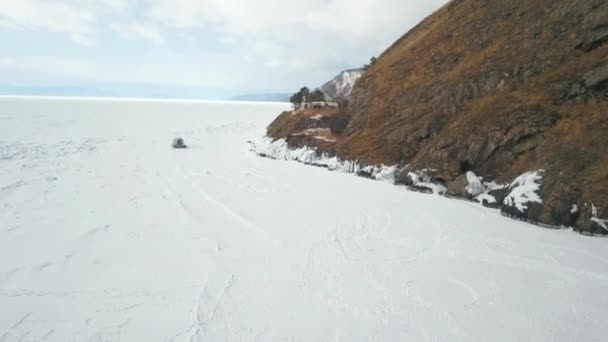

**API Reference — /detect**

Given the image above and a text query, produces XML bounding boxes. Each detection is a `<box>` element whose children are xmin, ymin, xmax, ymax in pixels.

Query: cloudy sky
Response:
<box><xmin>0</xmin><ymin>0</ymin><xmax>447</xmax><ymax>99</ymax></box>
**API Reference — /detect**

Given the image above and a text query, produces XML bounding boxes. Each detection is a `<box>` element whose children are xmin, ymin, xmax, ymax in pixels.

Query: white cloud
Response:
<box><xmin>144</xmin><ymin>0</ymin><xmax>447</xmax><ymax>40</ymax></box>
<box><xmin>97</xmin><ymin>0</ymin><xmax>131</xmax><ymax>10</ymax></box>
<box><xmin>112</xmin><ymin>22</ymin><xmax>164</xmax><ymax>43</ymax></box>
<box><xmin>0</xmin><ymin>55</ymin><xmax>233</xmax><ymax>87</ymax></box>
<box><xmin>71</xmin><ymin>33</ymin><xmax>97</xmax><ymax>47</ymax></box>
<box><xmin>218</xmin><ymin>36</ymin><xmax>235</xmax><ymax>45</ymax></box>
<box><xmin>143</xmin><ymin>0</ymin><xmax>448</xmax><ymax>73</ymax></box>
<box><xmin>0</xmin><ymin>0</ymin><xmax>136</xmax><ymax>45</ymax></box>
<box><xmin>0</xmin><ymin>56</ymin><xmax>92</xmax><ymax>80</ymax></box>
<box><xmin>0</xmin><ymin>0</ymin><xmax>98</xmax><ymax>46</ymax></box>
<box><xmin>264</xmin><ymin>58</ymin><xmax>281</xmax><ymax>69</ymax></box>
<box><xmin>0</xmin><ymin>0</ymin><xmax>449</xmax><ymax>91</ymax></box>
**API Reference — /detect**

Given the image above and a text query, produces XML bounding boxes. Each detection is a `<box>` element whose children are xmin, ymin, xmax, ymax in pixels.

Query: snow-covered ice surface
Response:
<box><xmin>1</xmin><ymin>96</ymin><xmax>608</xmax><ymax>341</ymax></box>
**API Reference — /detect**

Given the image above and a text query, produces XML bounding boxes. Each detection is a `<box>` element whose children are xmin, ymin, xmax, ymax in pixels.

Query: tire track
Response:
<box><xmin>0</xmin><ymin>312</ymin><xmax>32</xmax><ymax>342</ymax></box>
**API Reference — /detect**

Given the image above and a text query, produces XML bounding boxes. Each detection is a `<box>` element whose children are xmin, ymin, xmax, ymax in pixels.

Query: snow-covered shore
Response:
<box><xmin>250</xmin><ymin>138</ymin><xmax>552</xmax><ymax>222</ymax></box>
<box><xmin>1</xmin><ymin>96</ymin><xmax>608</xmax><ymax>341</ymax></box>
<box><xmin>250</xmin><ymin>137</ymin><xmax>397</xmax><ymax>182</ymax></box>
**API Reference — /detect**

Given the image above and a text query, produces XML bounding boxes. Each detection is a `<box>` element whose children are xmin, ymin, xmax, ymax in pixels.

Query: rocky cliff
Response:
<box><xmin>265</xmin><ymin>0</ymin><xmax>608</xmax><ymax>235</ymax></box>
<box><xmin>320</xmin><ymin>69</ymin><xmax>363</xmax><ymax>101</ymax></box>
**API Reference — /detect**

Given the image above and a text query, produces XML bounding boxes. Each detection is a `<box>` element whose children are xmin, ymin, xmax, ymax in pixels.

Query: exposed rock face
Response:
<box><xmin>576</xmin><ymin>25</ymin><xmax>608</xmax><ymax>52</ymax></box>
<box><xmin>267</xmin><ymin>108</ymin><xmax>344</xmax><ymax>156</ymax></box>
<box><xmin>320</xmin><ymin>69</ymin><xmax>363</xmax><ymax>101</ymax></box>
<box><xmin>267</xmin><ymin>0</ymin><xmax>608</xmax><ymax>235</ymax></box>
<box><xmin>583</xmin><ymin>62</ymin><xmax>608</xmax><ymax>89</ymax></box>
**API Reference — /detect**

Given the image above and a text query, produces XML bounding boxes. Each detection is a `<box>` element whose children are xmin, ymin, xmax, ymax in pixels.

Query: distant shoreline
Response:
<box><xmin>0</xmin><ymin>94</ymin><xmax>290</xmax><ymax>105</ymax></box>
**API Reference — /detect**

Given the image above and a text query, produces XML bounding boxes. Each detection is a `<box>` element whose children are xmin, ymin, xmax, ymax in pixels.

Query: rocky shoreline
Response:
<box><xmin>251</xmin><ymin>135</ymin><xmax>606</xmax><ymax>236</ymax></box>
<box><xmin>257</xmin><ymin>97</ymin><xmax>607</xmax><ymax>236</ymax></box>
<box><xmin>261</xmin><ymin>0</ymin><xmax>608</xmax><ymax>236</ymax></box>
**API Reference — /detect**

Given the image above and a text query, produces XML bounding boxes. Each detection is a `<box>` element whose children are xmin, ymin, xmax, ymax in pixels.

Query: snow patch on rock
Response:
<box><xmin>590</xmin><ymin>203</ymin><xmax>608</xmax><ymax>230</ymax></box>
<box><xmin>465</xmin><ymin>171</ymin><xmax>485</xmax><ymax>196</ymax></box>
<box><xmin>250</xmin><ymin>137</ymin><xmax>396</xmax><ymax>183</ymax></box>
<box><xmin>476</xmin><ymin>193</ymin><xmax>497</xmax><ymax>204</ymax></box>
<box><xmin>484</xmin><ymin>180</ymin><xmax>506</xmax><ymax>192</ymax></box>
<box><xmin>504</xmin><ymin>170</ymin><xmax>544</xmax><ymax>212</ymax></box>
<box><xmin>571</xmin><ymin>204</ymin><xmax>579</xmax><ymax>214</ymax></box>
<box><xmin>320</xmin><ymin>69</ymin><xmax>363</xmax><ymax>100</ymax></box>
<box><xmin>592</xmin><ymin>217</ymin><xmax>608</xmax><ymax>230</ymax></box>
<box><xmin>407</xmin><ymin>170</ymin><xmax>447</xmax><ymax>194</ymax></box>
<box><xmin>465</xmin><ymin>172</ymin><xmax>507</xmax><ymax>204</ymax></box>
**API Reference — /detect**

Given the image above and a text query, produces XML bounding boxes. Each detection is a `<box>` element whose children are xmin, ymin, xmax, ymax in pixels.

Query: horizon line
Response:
<box><xmin>0</xmin><ymin>94</ymin><xmax>291</xmax><ymax>105</ymax></box>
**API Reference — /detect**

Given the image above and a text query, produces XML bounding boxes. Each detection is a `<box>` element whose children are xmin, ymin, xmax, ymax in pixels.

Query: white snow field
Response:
<box><xmin>1</xmin><ymin>96</ymin><xmax>608</xmax><ymax>342</ymax></box>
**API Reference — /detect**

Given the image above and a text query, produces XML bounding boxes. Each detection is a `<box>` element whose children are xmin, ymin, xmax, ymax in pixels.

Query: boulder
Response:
<box><xmin>576</xmin><ymin>220</ymin><xmax>608</xmax><ymax>236</ymax></box>
<box><xmin>447</xmin><ymin>173</ymin><xmax>469</xmax><ymax>198</ymax></box>
<box><xmin>484</xmin><ymin>187</ymin><xmax>509</xmax><ymax>209</ymax></box>
<box><xmin>172</xmin><ymin>137</ymin><xmax>187</xmax><ymax>149</ymax></box>
<box><xmin>394</xmin><ymin>167</ymin><xmax>414</xmax><ymax>186</ymax></box>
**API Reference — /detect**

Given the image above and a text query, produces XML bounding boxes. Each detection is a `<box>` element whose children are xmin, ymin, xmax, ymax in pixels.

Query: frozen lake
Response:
<box><xmin>1</xmin><ymin>96</ymin><xmax>607</xmax><ymax>341</ymax></box>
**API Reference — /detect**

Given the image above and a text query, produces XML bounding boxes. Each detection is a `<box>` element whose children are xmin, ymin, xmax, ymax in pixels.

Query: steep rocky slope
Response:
<box><xmin>266</xmin><ymin>0</ymin><xmax>608</xmax><ymax>235</ymax></box>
